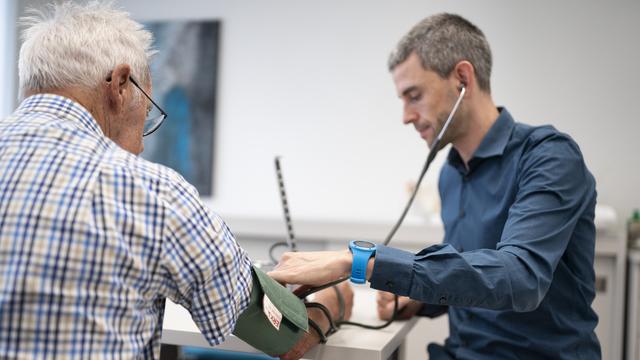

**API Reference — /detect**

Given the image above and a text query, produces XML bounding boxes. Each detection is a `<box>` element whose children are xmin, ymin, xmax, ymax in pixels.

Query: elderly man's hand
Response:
<box><xmin>314</xmin><ymin>281</ymin><xmax>354</xmax><ymax>322</ymax></box>
<box><xmin>268</xmin><ymin>250</ymin><xmax>352</xmax><ymax>286</ymax></box>
<box><xmin>376</xmin><ymin>290</ymin><xmax>422</xmax><ymax>320</ymax></box>
<box><xmin>277</xmin><ymin>282</ymin><xmax>354</xmax><ymax>360</ymax></box>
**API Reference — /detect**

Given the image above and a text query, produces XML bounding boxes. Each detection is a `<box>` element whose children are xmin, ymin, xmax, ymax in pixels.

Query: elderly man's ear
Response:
<box><xmin>104</xmin><ymin>64</ymin><xmax>132</xmax><ymax>110</ymax></box>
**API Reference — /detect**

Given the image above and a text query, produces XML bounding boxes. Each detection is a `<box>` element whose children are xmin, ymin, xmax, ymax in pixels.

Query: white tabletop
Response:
<box><xmin>162</xmin><ymin>285</ymin><xmax>417</xmax><ymax>360</ymax></box>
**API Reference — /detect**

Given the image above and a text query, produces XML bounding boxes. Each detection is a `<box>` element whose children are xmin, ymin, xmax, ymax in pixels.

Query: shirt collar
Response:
<box><xmin>447</xmin><ymin>107</ymin><xmax>515</xmax><ymax>170</ymax></box>
<box><xmin>472</xmin><ymin>107</ymin><xmax>514</xmax><ymax>159</ymax></box>
<box><xmin>16</xmin><ymin>94</ymin><xmax>105</xmax><ymax>137</ymax></box>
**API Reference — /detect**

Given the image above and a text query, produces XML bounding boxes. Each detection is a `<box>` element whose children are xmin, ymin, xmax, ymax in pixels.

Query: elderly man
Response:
<box><xmin>0</xmin><ymin>2</ymin><xmax>350</xmax><ymax>359</ymax></box>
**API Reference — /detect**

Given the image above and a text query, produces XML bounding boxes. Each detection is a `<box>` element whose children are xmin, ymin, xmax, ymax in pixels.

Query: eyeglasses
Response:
<box><xmin>130</xmin><ymin>76</ymin><xmax>167</xmax><ymax>136</ymax></box>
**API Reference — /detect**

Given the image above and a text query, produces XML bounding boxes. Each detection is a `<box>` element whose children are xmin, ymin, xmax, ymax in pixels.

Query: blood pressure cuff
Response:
<box><xmin>232</xmin><ymin>265</ymin><xmax>308</xmax><ymax>355</ymax></box>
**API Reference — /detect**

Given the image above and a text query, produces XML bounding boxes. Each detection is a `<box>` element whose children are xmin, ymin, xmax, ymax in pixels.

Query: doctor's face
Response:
<box><xmin>392</xmin><ymin>52</ymin><xmax>460</xmax><ymax>149</ymax></box>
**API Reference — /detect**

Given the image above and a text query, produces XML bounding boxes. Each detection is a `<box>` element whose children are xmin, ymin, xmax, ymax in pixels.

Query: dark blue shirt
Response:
<box><xmin>370</xmin><ymin>108</ymin><xmax>600</xmax><ymax>359</ymax></box>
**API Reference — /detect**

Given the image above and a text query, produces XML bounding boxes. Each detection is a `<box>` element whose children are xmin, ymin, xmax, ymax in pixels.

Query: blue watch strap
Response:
<box><xmin>351</xmin><ymin>248</ymin><xmax>370</xmax><ymax>284</ymax></box>
<box><xmin>350</xmin><ymin>240</ymin><xmax>376</xmax><ymax>284</ymax></box>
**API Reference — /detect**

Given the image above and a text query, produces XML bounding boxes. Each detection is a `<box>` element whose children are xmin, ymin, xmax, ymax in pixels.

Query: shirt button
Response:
<box><xmin>386</xmin><ymin>281</ymin><xmax>394</xmax><ymax>288</ymax></box>
<box><xmin>439</xmin><ymin>296</ymin><xmax>447</xmax><ymax>305</ymax></box>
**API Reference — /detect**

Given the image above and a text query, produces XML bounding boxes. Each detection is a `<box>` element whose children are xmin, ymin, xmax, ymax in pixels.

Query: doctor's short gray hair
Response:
<box><xmin>18</xmin><ymin>1</ymin><xmax>156</xmax><ymax>99</ymax></box>
<box><xmin>388</xmin><ymin>13</ymin><xmax>493</xmax><ymax>93</ymax></box>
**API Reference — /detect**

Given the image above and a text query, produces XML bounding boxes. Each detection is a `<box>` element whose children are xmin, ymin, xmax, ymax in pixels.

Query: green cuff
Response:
<box><xmin>232</xmin><ymin>265</ymin><xmax>308</xmax><ymax>355</ymax></box>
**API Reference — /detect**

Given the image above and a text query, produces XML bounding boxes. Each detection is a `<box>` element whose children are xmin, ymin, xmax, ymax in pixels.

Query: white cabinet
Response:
<box><xmin>628</xmin><ymin>250</ymin><xmax>640</xmax><ymax>360</ymax></box>
<box><xmin>593</xmin><ymin>231</ymin><xmax>627</xmax><ymax>360</ymax></box>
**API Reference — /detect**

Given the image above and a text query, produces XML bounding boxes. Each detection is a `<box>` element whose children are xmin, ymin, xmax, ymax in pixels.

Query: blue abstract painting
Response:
<box><xmin>141</xmin><ymin>20</ymin><xmax>219</xmax><ymax>196</ymax></box>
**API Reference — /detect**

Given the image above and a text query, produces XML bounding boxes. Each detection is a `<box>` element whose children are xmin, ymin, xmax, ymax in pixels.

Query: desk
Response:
<box><xmin>162</xmin><ymin>286</ymin><xmax>418</xmax><ymax>360</ymax></box>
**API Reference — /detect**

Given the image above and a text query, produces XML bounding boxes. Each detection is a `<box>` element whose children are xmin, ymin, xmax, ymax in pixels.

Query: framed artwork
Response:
<box><xmin>141</xmin><ymin>20</ymin><xmax>220</xmax><ymax>196</ymax></box>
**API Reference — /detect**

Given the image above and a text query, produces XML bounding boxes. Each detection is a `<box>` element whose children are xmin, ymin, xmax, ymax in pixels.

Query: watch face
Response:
<box><xmin>353</xmin><ymin>240</ymin><xmax>375</xmax><ymax>249</ymax></box>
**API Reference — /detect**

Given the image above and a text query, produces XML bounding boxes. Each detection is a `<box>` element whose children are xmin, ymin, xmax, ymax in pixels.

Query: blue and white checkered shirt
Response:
<box><xmin>0</xmin><ymin>94</ymin><xmax>252</xmax><ymax>359</ymax></box>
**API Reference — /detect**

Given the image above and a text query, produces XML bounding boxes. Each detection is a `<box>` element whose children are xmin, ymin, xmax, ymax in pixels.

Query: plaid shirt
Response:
<box><xmin>0</xmin><ymin>94</ymin><xmax>252</xmax><ymax>359</ymax></box>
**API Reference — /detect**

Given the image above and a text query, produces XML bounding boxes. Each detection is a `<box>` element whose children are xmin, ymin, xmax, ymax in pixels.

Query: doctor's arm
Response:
<box><xmin>269</xmin><ymin>136</ymin><xmax>595</xmax><ymax>312</ymax></box>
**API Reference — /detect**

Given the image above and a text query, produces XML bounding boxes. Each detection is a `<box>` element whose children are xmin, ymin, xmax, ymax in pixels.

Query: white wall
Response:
<box><xmin>1</xmin><ymin>0</ymin><xmax>17</xmax><ymax>117</ymax></box>
<box><xmin>16</xmin><ymin>0</ymin><xmax>640</xmax><ymax>226</ymax></box>
<box><xmin>0</xmin><ymin>1</ymin><xmax>7</xmax><ymax>116</ymax></box>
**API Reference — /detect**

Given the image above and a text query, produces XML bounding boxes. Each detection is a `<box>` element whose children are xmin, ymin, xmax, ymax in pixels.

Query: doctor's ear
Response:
<box><xmin>452</xmin><ymin>60</ymin><xmax>473</xmax><ymax>92</ymax></box>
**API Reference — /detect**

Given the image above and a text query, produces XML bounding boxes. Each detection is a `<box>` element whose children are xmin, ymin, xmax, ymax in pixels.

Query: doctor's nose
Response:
<box><xmin>403</xmin><ymin>107</ymin><xmax>418</xmax><ymax>125</ymax></box>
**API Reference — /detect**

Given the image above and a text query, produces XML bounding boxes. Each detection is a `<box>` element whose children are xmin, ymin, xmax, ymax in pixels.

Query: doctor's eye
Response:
<box><xmin>408</xmin><ymin>92</ymin><xmax>422</xmax><ymax>103</ymax></box>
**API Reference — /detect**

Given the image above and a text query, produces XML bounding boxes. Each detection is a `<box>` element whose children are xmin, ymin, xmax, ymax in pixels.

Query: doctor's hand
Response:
<box><xmin>377</xmin><ymin>291</ymin><xmax>423</xmax><ymax>320</ymax></box>
<box><xmin>268</xmin><ymin>250</ymin><xmax>352</xmax><ymax>286</ymax></box>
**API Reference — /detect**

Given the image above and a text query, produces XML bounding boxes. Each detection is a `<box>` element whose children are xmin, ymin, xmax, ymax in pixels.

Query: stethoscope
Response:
<box><xmin>270</xmin><ymin>84</ymin><xmax>466</xmax><ymax>333</ymax></box>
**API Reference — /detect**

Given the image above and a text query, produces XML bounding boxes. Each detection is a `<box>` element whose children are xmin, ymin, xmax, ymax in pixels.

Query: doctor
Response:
<box><xmin>269</xmin><ymin>13</ymin><xmax>601</xmax><ymax>360</ymax></box>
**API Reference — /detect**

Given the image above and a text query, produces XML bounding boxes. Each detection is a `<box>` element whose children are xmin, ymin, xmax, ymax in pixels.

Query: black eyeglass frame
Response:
<box><xmin>130</xmin><ymin>75</ymin><xmax>168</xmax><ymax>136</ymax></box>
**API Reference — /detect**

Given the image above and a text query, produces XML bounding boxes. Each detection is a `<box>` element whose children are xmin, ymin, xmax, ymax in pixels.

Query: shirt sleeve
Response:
<box><xmin>369</xmin><ymin>133</ymin><xmax>595</xmax><ymax>312</ymax></box>
<box><xmin>158</xmin><ymin>177</ymin><xmax>253</xmax><ymax>346</ymax></box>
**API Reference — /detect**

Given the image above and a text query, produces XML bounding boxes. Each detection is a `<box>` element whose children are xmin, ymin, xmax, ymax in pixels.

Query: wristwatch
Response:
<box><xmin>349</xmin><ymin>240</ymin><xmax>377</xmax><ymax>284</ymax></box>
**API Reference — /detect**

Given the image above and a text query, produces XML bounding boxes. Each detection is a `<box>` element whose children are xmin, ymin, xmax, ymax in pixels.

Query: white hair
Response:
<box><xmin>18</xmin><ymin>1</ymin><xmax>156</xmax><ymax>99</ymax></box>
